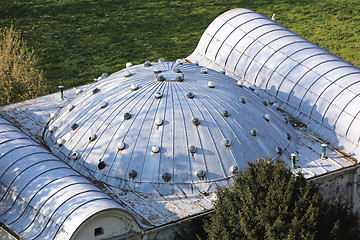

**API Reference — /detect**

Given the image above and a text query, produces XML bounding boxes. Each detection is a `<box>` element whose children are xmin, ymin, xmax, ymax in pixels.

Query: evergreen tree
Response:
<box><xmin>205</xmin><ymin>159</ymin><xmax>359</xmax><ymax>240</ymax></box>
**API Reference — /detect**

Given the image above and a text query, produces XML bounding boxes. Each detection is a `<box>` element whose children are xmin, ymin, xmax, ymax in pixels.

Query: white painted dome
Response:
<box><xmin>44</xmin><ymin>61</ymin><xmax>297</xmax><ymax>194</ymax></box>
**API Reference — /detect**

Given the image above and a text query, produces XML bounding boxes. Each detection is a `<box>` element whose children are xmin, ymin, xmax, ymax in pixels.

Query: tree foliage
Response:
<box><xmin>0</xmin><ymin>26</ymin><xmax>46</xmax><ymax>105</ymax></box>
<box><xmin>205</xmin><ymin>159</ymin><xmax>359</xmax><ymax>240</ymax></box>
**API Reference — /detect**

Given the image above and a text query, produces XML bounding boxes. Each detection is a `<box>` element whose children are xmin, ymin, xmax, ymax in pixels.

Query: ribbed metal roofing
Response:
<box><xmin>187</xmin><ymin>8</ymin><xmax>360</xmax><ymax>160</ymax></box>
<box><xmin>44</xmin><ymin>60</ymin><xmax>297</xmax><ymax>195</ymax></box>
<box><xmin>0</xmin><ymin>117</ymin><xmax>140</xmax><ymax>240</ymax></box>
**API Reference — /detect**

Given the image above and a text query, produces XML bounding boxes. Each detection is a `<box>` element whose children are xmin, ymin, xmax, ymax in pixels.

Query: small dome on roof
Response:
<box><xmin>45</xmin><ymin>61</ymin><xmax>297</xmax><ymax>195</ymax></box>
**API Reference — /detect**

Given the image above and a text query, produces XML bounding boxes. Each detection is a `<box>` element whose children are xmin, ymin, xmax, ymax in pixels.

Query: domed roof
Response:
<box><xmin>44</xmin><ymin>60</ymin><xmax>297</xmax><ymax>194</ymax></box>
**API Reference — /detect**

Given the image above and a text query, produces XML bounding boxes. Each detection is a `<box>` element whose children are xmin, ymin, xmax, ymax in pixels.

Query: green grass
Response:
<box><xmin>1</xmin><ymin>0</ymin><xmax>360</xmax><ymax>94</ymax></box>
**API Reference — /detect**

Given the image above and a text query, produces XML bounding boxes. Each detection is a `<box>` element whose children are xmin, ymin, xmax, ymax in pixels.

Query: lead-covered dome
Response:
<box><xmin>44</xmin><ymin>60</ymin><xmax>297</xmax><ymax>195</ymax></box>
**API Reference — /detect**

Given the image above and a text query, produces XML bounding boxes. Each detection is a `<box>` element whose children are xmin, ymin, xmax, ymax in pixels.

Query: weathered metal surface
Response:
<box><xmin>0</xmin><ymin>117</ymin><xmax>140</xmax><ymax>240</ymax></box>
<box><xmin>187</xmin><ymin>8</ymin><xmax>360</xmax><ymax>161</ymax></box>
<box><xmin>43</xmin><ymin>61</ymin><xmax>298</xmax><ymax>195</ymax></box>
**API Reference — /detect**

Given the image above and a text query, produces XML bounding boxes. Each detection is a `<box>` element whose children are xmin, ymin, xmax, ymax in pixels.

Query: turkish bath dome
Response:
<box><xmin>44</xmin><ymin>60</ymin><xmax>297</xmax><ymax>195</ymax></box>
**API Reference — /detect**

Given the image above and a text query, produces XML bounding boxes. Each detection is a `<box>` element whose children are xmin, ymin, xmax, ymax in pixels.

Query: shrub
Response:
<box><xmin>0</xmin><ymin>25</ymin><xmax>46</xmax><ymax>105</ymax></box>
<box><xmin>205</xmin><ymin>159</ymin><xmax>359</xmax><ymax>240</ymax></box>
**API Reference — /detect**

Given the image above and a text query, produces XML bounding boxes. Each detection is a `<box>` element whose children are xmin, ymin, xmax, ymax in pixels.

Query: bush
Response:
<box><xmin>0</xmin><ymin>25</ymin><xmax>46</xmax><ymax>105</ymax></box>
<box><xmin>205</xmin><ymin>159</ymin><xmax>359</xmax><ymax>240</ymax></box>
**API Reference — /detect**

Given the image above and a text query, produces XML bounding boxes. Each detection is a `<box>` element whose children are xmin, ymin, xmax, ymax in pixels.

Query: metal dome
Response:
<box><xmin>187</xmin><ymin>8</ymin><xmax>360</xmax><ymax>159</ymax></box>
<box><xmin>44</xmin><ymin>61</ymin><xmax>297</xmax><ymax>194</ymax></box>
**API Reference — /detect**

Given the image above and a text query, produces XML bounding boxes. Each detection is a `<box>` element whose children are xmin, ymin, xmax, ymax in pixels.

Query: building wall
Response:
<box><xmin>312</xmin><ymin>166</ymin><xmax>360</xmax><ymax>212</ymax></box>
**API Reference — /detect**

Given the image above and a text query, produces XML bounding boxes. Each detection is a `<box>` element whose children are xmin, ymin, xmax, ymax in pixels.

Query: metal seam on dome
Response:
<box><xmin>16</xmin><ymin>182</ymin><xmax>98</xmax><ymax>234</ymax></box>
<box><xmin>225</xmin><ymin>22</ymin><xmax>282</xmax><ymax>71</ymax></box>
<box><xmin>276</xmin><ymin>52</ymin><xmax>336</xmax><ymax>99</ymax></box>
<box><xmin>172</xmin><ymin>83</ymin><xmax>194</xmax><ymax>182</ymax></box>
<box><xmin>190</xmin><ymin>78</ymin><xmax>291</xmax><ymax>158</ymax></box>
<box><xmin>130</xmin><ymin>82</ymin><xmax>169</xmax><ymax>183</ymax></box>
<box><xmin>0</xmin><ymin>166</ymin><xmax>73</xmax><ymax>218</ymax></box>
<box><xmin>324</xmin><ymin>81</ymin><xmax>360</xmax><ymax>129</ymax></box>
<box><xmin>7</xmin><ymin>174</ymin><xmax>85</xmax><ymax>226</ymax></box>
<box><xmin>284</xmin><ymin>50</ymin><xmax>338</xmax><ymax>102</ymax></box>
<box><xmin>214</xmin><ymin>15</ymin><xmax>270</xmax><ymax>63</ymax></box>
<box><xmin>262</xmin><ymin>40</ymin><xmax>309</xmax><ymax>89</ymax></box>
<box><xmin>33</xmin><ymin>192</ymin><xmax>111</xmax><ymax>239</ymax></box>
<box><xmin>0</xmin><ymin>159</ymin><xmax>68</xmax><ymax>202</ymax></box>
<box><xmin>51</xmin><ymin>72</ymin><xmax>154</xmax><ymax>131</ymax></box>
<box><xmin>59</xmin><ymin>80</ymin><xmax>162</xmax><ymax>164</ymax></box>
<box><xmin>299</xmin><ymin>65</ymin><xmax>357</xmax><ymax>111</ymax></box>
<box><xmin>205</xmin><ymin>10</ymin><xmax>253</xmax><ymax>55</ymax></box>
<box><xmin>103</xmin><ymin>82</ymin><xmax>167</xmax><ymax>180</ymax></box>
<box><xmin>313</xmin><ymin>71</ymin><xmax>360</xmax><ymax>119</ymax></box>
<box><xmin>179</xmin><ymin>82</ymin><xmax>229</xmax><ymax>178</ymax></box>
<box><xmin>243</xmin><ymin>33</ymin><xmax>297</xmax><ymax>79</ymax></box>
<box><xmin>233</xmin><ymin>25</ymin><xmax>292</xmax><ymax>73</ymax></box>
<box><xmin>293</xmin><ymin>60</ymin><xmax>352</xmax><ymax>109</ymax></box>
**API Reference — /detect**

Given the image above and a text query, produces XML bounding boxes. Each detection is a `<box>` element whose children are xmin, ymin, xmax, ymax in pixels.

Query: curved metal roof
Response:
<box><xmin>44</xmin><ymin>61</ymin><xmax>297</xmax><ymax>195</ymax></box>
<box><xmin>0</xmin><ymin>117</ymin><xmax>140</xmax><ymax>240</ymax></box>
<box><xmin>187</xmin><ymin>8</ymin><xmax>360</xmax><ymax>160</ymax></box>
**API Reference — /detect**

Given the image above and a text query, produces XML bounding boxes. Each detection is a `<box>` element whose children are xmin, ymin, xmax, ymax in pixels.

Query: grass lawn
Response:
<box><xmin>1</xmin><ymin>0</ymin><xmax>360</xmax><ymax>94</ymax></box>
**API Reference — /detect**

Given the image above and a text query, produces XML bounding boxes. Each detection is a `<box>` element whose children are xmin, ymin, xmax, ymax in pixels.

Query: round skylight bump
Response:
<box><xmin>231</xmin><ymin>165</ymin><xmax>239</xmax><ymax>174</ymax></box>
<box><xmin>49</xmin><ymin>125</ymin><xmax>55</xmax><ymax>133</ymax></box>
<box><xmin>155</xmin><ymin>119</ymin><xmax>163</xmax><ymax>126</ymax></box>
<box><xmin>174</xmin><ymin>67</ymin><xmax>181</xmax><ymax>73</ymax></box>
<box><xmin>196</xmin><ymin>169</ymin><xmax>205</xmax><ymax>178</ymax></box>
<box><xmin>236</xmin><ymin>80</ymin><xmax>243</xmax><ymax>87</ymax></box>
<box><xmin>221</xmin><ymin>110</ymin><xmax>230</xmax><ymax>117</ymax></box>
<box><xmin>92</xmin><ymin>88</ymin><xmax>100</xmax><ymax>94</ymax></box>
<box><xmin>57</xmin><ymin>138</ymin><xmax>65</xmax><ymax>147</ymax></box>
<box><xmin>100</xmin><ymin>101</ymin><xmax>108</xmax><ymax>109</ymax></box>
<box><xmin>123</xmin><ymin>112</ymin><xmax>131</xmax><ymax>120</ymax></box>
<box><xmin>71</xmin><ymin>151</ymin><xmax>79</xmax><ymax>160</ymax></box>
<box><xmin>162</xmin><ymin>172</ymin><xmax>171</xmax><ymax>182</ymax></box>
<box><xmin>130</xmin><ymin>84</ymin><xmax>138</xmax><ymax>91</ymax></box>
<box><xmin>74</xmin><ymin>87</ymin><xmax>83</xmax><ymax>95</ymax></box>
<box><xmin>219</xmin><ymin>68</ymin><xmax>226</xmax><ymax>74</ymax></box>
<box><xmin>70</xmin><ymin>123</ymin><xmax>78</xmax><ymax>131</ymax></box>
<box><xmin>250</xmin><ymin>128</ymin><xmax>258</xmax><ymax>136</ymax></box>
<box><xmin>189</xmin><ymin>145</ymin><xmax>197</xmax><ymax>154</ymax></box>
<box><xmin>89</xmin><ymin>134</ymin><xmax>96</xmax><ymax>142</ymax></box>
<box><xmin>156</xmin><ymin>74</ymin><xmax>165</xmax><ymax>81</ymax></box>
<box><xmin>222</xmin><ymin>139</ymin><xmax>231</xmax><ymax>147</ymax></box>
<box><xmin>101</xmin><ymin>73</ymin><xmax>108</xmax><ymax>79</ymax></box>
<box><xmin>249</xmin><ymin>85</ymin><xmax>256</xmax><ymax>91</ymax></box>
<box><xmin>276</xmin><ymin>147</ymin><xmax>283</xmax><ymax>155</ymax></box>
<box><xmin>152</xmin><ymin>145</ymin><xmax>160</xmax><ymax>153</ymax></box>
<box><xmin>239</xmin><ymin>97</ymin><xmax>246</xmax><ymax>104</ymax></box>
<box><xmin>175</xmin><ymin>75</ymin><xmax>184</xmax><ymax>82</ymax></box>
<box><xmin>175</xmin><ymin>59</ymin><xmax>183</xmax><ymax>65</ymax></box>
<box><xmin>285</xmin><ymin>132</ymin><xmax>291</xmax><ymax>140</ymax></box>
<box><xmin>67</xmin><ymin>104</ymin><xmax>74</xmax><ymax>112</ymax></box>
<box><xmin>129</xmin><ymin>170</ymin><xmax>137</xmax><ymax>179</ymax></box>
<box><xmin>98</xmin><ymin>160</ymin><xmax>106</xmax><ymax>170</ymax></box>
<box><xmin>192</xmin><ymin>118</ymin><xmax>200</xmax><ymax>126</ymax></box>
<box><xmin>200</xmin><ymin>68</ymin><xmax>208</xmax><ymax>74</ymax></box>
<box><xmin>207</xmin><ymin>81</ymin><xmax>215</xmax><ymax>88</ymax></box>
<box><xmin>124</xmin><ymin>69</ymin><xmax>132</xmax><ymax>77</ymax></box>
<box><xmin>117</xmin><ymin>142</ymin><xmax>126</xmax><ymax>151</ymax></box>
<box><xmin>154</xmin><ymin>67</ymin><xmax>161</xmax><ymax>74</ymax></box>
<box><xmin>262</xmin><ymin>99</ymin><xmax>269</xmax><ymax>106</ymax></box>
<box><xmin>154</xmin><ymin>92</ymin><xmax>163</xmax><ymax>99</ymax></box>
<box><xmin>144</xmin><ymin>60</ymin><xmax>152</xmax><ymax>67</ymax></box>
<box><xmin>186</xmin><ymin>92</ymin><xmax>194</xmax><ymax>99</ymax></box>
<box><xmin>193</xmin><ymin>60</ymin><xmax>199</xmax><ymax>66</ymax></box>
<box><xmin>263</xmin><ymin>114</ymin><xmax>271</xmax><ymax>122</ymax></box>
<box><xmin>158</xmin><ymin>58</ymin><xmax>165</xmax><ymax>62</ymax></box>
<box><xmin>126</xmin><ymin>62</ymin><xmax>133</xmax><ymax>68</ymax></box>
